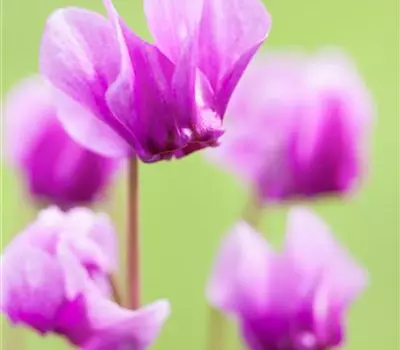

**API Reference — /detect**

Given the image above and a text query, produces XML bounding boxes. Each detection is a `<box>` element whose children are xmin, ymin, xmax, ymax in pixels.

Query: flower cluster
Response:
<box><xmin>1</xmin><ymin>0</ymin><xmax>373</xmax><ymax>349</ymax></box>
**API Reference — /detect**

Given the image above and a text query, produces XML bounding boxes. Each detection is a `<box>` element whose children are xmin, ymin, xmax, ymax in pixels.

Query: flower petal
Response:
<box><xmin>62</xmin><ymin>208</ymin><xmax>118</xmax><ymax>273</ymax></box>
<box><xmin>102</xmin><ymin>0</ymin><xmax>138</xmax><ymax>153</ymax></box>
<box><xmin>41</xmin><ymin>7</ymin><xmax>116</xmax><ymax>117</ymax></box>
<box><xmin>53</xmin><ymin>81</ymin><xmax>131</xmax><ymax>158</ymax></box>
<box><xmin>206</xmin><ymin>222</ymin><xmax>271</xmax><ymax>315</ymax></box>
<box><xmin>290</xmin><ymin>50</ymin><xmax>374</xmax><ymax>195</ymax></box>
<box><xmin>284</xmin><ymin>207</ymin><xmax>368</xmax><ymax>306</ymax></box>
<box><xmin>1</xmin><ymin>76</ymin><xmax>55</xmax><ymax>165</ymax></box>
<box><xmin>82</xmin><ymin>299</ymin><xmax>171</xmax><ymax>350</ymax></box>
<box><xmin>145</xmin><ymin>0</ymin><xmax>271</xmax><ymax>115</ymax></box>
<box><xmin>0</xmin><ymin>246</ymin><xmax>65</xmax><ymax>333</ymax></box>
<box><xmin>40</xmin><ymin>7</ymin><xmax>132</xmax><ymax>157</ymax></box>
<box><xmin>56</xmin><ymin>241</ymin><xmax>91</xmax><ymax>300</ymax></box>
<box><xmin>197</xmin><ymin>0</ymin><xmax>271</xmax><ymax>94</ymax></box>
<box><xmin>104</xmin><ymin>0</ymin><xmax>199</xmax><ymax>162</ymax></box>
<box><xmin>144</xmin><ymin>0</ymin><xmax>203</xmax><ymax>63</ymax></box>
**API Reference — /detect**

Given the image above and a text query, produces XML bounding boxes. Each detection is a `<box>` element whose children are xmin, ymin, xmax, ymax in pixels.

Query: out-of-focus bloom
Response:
<box><xmin>3</xmin><ymin>77</ymin><xmax>119</xmax><ymax>209</ymax></box>
<box><xmin>40</xmin><ymin>0</ymin><xmax>271</xmax><ymax>163</ymax></box>
<box><xmin>207</xmin><ymin>207</ymin><xmax>367</xmax><ymax>350</ymax></box>
<box><xmin>207</xmin><ymin>50</ymin><xmax>374</xmax><ymax>202</ymax></box>
<box><xmin>0</xmin><ymin>207</ymin><xmax>170</xmax><ymax>349</ymax></box>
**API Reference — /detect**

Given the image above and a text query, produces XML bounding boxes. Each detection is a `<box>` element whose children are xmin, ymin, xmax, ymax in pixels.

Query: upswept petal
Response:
<box><xmin>197</xmin><ymin>0</ymin><xmax>271</xmax><ymax>93</ymax></box>
<box><xmin>41</xmin><ymin>8</ymin><xmax>117</xmax><ymax>117</ymax></box>
<box><xmin>145</xmin><ymin>0</ymin><xmax>270</xmax><ymax>115</ymax></box>
<box><xmin>1</xmin><ymin>76</ymin><xmax>54</xmax><ymax>165</ymax></box>
<box><xmin>104</xmin><ymin>0</ymin><xmax>193</xmax><ymax>162</ymax></box>
<box><xmin>214</xmin><ymin>45</ymin><xmax>262</xmax><ymax>115</ymax></box>
<box><xmin>82</xmin><ymin>299</ymin><xmax>171</xmax><ymax>350</ymax></box>
<box><xmin>285</xmin><ymin>207</ymin><xmax>368</xmax><ymax>306</ymax></box>
<box><xmin>144</xmin><ymin>0</ymin><xmax>203</xmax><ymax>63</ymax></box>
<box><xmin>40</xmin><ymin>7</ymin><xmax>132</xmax><ymax>157</ymax></box>
<box><xmin>206</xmin><ymin>222</ymin><xmax>271</xmax><ymax>315</ymax></box>
<box><xmin>54</xmin><ymin>90</ymin><xmax>131</xmax><ymax>157</ymax></box>
<box><xmin>0</xmin><ymin>246</ymin><xmax>65</xmax><ymax>333</ymax></box>
<box><xmin>61</xmin><ymin>208</ymin><xmax>118</xmax><ymax>273</ymax></box>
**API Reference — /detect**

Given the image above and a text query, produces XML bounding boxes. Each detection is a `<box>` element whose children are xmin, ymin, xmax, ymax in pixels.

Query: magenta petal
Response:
<box><xmin>144</xmin><ymin>0</ymin><xmax>203</xmax><ymax>63</ymax></box>
<box><xmin>2</xmin><ymin>76</ymin><xmax>54</xmax><ymax>165</ymax></box>
<box><xmin>40</xmin><ymin>7</ymin><xmax>117</xmax><ymax>115</ymax></box>
<box><xmin>285</xmin><ymin>207</ymin><xmax>368</xmax><ymax>306</ymax></box>
<box><xmin>2</xmin><ymin>77</ymin><xmax>121</xmax><ymax>206</ymax></box>
<box><xmin>0</xmin><ymin>246</ymin><xmax>65</xmax><ymax>333</ymax></box>
<box><xmin>206</xmin><ymin>222</ymin><xmax>271</xmax><ymax>315</ymax></box>
<box><xmin>82</xmin><ymin>299</ymin><xmax>171</xmax><ymax>350</ymax></box>
<box><xmin>197</xmin><ymin>0</ymin><xmax>271</xmax><ymax>93</ymax></box>
<box><xmin>145</xmin><ymin>0</ymin><xmax>270</xmax><ymax>116</ymax></box>
<box><xmin>215</xmin><ymin>45</ymin><xmax>264</xmax><ymax>115</ymax></box>
<box><xmin>56</xmin><ymin>241</ymin><xmax>91</xmax><ymax>301</ymax></box>
<box><xmin>61</xmin><ymin>208</ymin><xmax>118</xmax><ymax>274</ymax></box>
<box><xmin>104</xmin><ymin>0</ymin><xmax>201</xmax><ymax>162</ymax></box>
<box><xmin>102</xmin><ymin>0</ymin><xmax>137</xmax><ymax>148</ymax></box>
<box><xmin>40</xmin><ymin>8</ymin><xmax>131</xmax><ymax>157</ymax></box>
<box><xmin>54</xmin><ymin>90</ymin><xmax>131</xmax><ymax>157</ymax></box>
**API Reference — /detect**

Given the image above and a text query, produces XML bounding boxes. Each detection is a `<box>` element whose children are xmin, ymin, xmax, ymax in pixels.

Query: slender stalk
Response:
<box><xmin>207</xmin><ymin>191</ymin><xmax>263</xmax><ymax>350</ymax></box>
<box><xmin>242</xmin><ymin>190</ymin><xmax>263</xmax><ymax>229</ymax></box>
<box><xmin>110</xmin><ymin>275</ymin><xmax>122</xmax><ymax>305</ymax></box>
<box><xmin>126</xmin><ymin>157</ymin><xmax>140</xmax><ymax>309</ymax></box>
<box><xmin>239</xmin><ymin>190</ymin><xmax>263</xmax><ymax>350</ymax></box>
<box><xmin>207</xmin><ymin>307</ymin><xmax>227</xmax><ymax>350</ymax></box>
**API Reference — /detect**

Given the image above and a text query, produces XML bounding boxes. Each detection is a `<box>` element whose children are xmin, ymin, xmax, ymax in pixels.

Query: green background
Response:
<box><xmin>1</xmin><ymin>0</ymin><xmax>399</xmax><ymax>349</ymax></box>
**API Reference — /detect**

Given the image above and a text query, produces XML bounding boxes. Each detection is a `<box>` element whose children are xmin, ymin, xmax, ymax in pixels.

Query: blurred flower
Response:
<box><xmin>207</xmin><ymin>207</ymin><xmax>367</xmax><ymax>350</ymax></box>
<box><xmin>0</xmin><ymin>207</ymin><xmax>170</xmax><ymax>349</ymax></box>
<box><xmin>40</xmin><ymin>0</ymin><xmax>271</xmax><ymax>163</ymax></box>
<box><xmin>207</xmin><ymin>50</ymin><xmax>374</xmax><ymax>202</ymax></box>
<box><xmin>2</xmin><ymin>77</ymin><xmax>119</xmax><ymax>209</ymax></box>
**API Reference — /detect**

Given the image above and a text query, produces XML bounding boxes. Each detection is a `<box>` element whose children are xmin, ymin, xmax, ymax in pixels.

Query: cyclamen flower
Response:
<box><xmin>207</xmin><ymin>207</ymin><xmax>367</xmax><ymax>350</ymax></box>
<box><xmin>40</xmin><ymin>0</ymin><xmax>270</xmax><ymax>163</ymax></box>
<box><xmin>2</xmin><ymin>77</ymin><xmax>119</xmax><ymax>209</ymax></box>
<box><xmin>207</xmin><ymin>50</ymin><xmax>374</xmax><ymax>202</ymax></box>
<box><xmin>0</xmin><ymin>207</ymin><xmax>170</xmax><ymax>349</ymax></box>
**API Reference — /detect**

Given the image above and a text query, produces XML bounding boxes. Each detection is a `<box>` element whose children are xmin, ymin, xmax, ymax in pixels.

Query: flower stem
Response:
<box><xmin>239</xmin><ymin>191</ymin><xmax>263</xmax><ymax>350</ymax></box>
<box><xmin>110</xmin><ymin>275</ymin><xmax>122</xmax><ymax>305</ymax></box>
<box><xmin>207</xmin><ymin>307</ymin><xmax>227</xmax><ymax>350</ymax></box>
<box><xmin>126</xmin><ymin>157</ymin><xmax>140</xmax><ymax>309</ymax></box>
<box><xmin>242</xmin><ymin>190</ymin><xmax>263</xmax><ymax>229</ymax></box>
<box><xmin>207</xmin><ymin>192</ymin><xmax>263</xmax><ymax>350</ymax></box>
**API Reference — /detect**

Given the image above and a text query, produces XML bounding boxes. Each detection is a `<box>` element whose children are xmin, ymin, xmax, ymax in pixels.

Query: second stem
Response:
<box><xmin>127</xmin><ymin>157</ymin><xmax>140</xmax><ymax>309</ymax></box>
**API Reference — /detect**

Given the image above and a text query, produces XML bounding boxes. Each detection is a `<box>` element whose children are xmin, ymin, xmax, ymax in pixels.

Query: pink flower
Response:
<box><xmin>2</xmin><ymin>77</ymin><xmax>119</xmax><ymax>209</ymax></box>
<box><xmin>40</xmin><ymin>0</ymin><xmax>271</xmax><ymax>163</ymax></box>
<box><xmin>207</xmin><ymin>207</ymin><xmax>367</xmax><ymax>350</ymax></box>
<box><xmin>0</xmin><ymin>207</ymin><xmax>170</xmax><ymax>349</ymax></box>
<box><xmin>207</xmin><ymin>50</ymin><xmax>374</xmax><ymax>202</ymax></box>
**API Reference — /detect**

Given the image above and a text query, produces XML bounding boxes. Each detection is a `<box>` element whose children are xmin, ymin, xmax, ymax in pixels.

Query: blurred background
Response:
<box><xmin>1</xmin><ymin>0</ymin><xmax>399</xmax><ymax>349</ymax></box>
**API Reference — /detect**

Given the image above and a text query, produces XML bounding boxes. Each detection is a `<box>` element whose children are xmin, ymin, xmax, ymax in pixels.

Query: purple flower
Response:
<box><xmin>207</xmin><ymin>207</ymin><xmax>367</xmax><ymax>350</ymax></box>
<box><xmin>2</xmin><ymin>77</ymin><xmax>119</xmax><ymax>209</ymax></box>
<box><xmin>207</xmin><ymin>50</ymin><xmax>374</xmax><ymax>202</ymax></box>
<box><xmin>40</xmin><ymin>0</ymin><xmax>271</xmax><ymax>163</ymax></box>
<box><xmin>0</xmin><ymin>207</ymin><xmax>170</xmax><ymax>349</ymax></box>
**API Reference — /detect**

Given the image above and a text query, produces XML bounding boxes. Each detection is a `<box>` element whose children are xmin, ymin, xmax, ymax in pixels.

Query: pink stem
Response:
<box><xmin>110</xmin><ymin>275</ymin><xmax>122</xmax><ymax>305</ymax></box>
<box><xmin>207</xmin><ymin>191</ymin><xmax>263</xmax><ymax>350</ymax></box>
<box><xmin>126</xmin><ymin>157</ymin><xmax>140</xmax><ymax>309</ymax></box>
<box><xmin>207</xmin><ymin>307</ymin><xmax>227</xmax><ymax>350</ymax></box>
